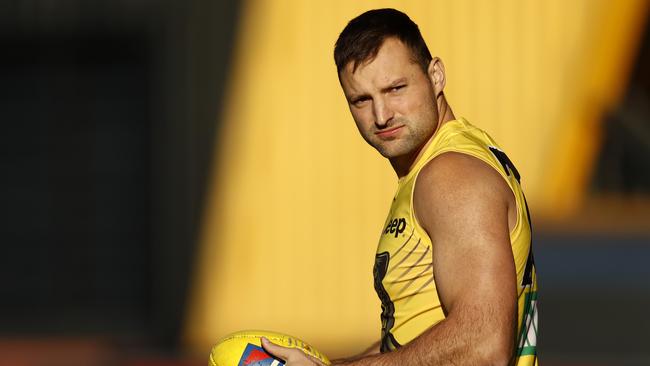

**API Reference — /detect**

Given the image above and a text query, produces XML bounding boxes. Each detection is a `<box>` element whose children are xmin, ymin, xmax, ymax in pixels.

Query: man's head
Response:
<box><xmin>334</xmin><ymin>9</ymin><xmax>448</xmax><ymax>167</ymax></box>
<box><xmin>334</xmin><ymin>8</ymin><xmax>432</xmax><ymax>76</ymax></box>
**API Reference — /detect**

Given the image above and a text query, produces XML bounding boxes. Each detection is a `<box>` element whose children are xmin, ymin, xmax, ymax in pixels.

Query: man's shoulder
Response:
<box><xmin>413</xmin><ymin>151</ymin><xmax>513</xmax><ymax>226</ymax></box>
<box><xmin>416</xmin><ymin>151</ymin><xmax>507</xmax><ymax>194</ymax></box>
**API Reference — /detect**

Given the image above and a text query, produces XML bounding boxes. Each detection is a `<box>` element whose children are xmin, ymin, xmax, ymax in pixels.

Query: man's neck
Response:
<box><xmin>391</xmin><ymin>99</ymin><xmax>456</xmax><ymax>178</ymax></box>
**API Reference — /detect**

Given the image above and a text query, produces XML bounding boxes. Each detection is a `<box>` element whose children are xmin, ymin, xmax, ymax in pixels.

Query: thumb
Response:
<box><xmin>261</xmin><ymin>337</ymin><xmax>294</xmax><ymax>361</ymax></box>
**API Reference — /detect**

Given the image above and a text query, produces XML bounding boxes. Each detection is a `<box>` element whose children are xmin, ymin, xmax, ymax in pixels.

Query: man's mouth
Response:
<box><xmin>375</xmin><ymin>125</ymin><xmax>404</xmax><ymax>138</ymax></box>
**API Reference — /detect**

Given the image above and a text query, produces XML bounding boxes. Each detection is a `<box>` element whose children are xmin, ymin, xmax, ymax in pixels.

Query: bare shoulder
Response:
<box><xmin>413</xmin><ymin>151</ymin><xmax>514</xmax><ymax>235</ymax></box>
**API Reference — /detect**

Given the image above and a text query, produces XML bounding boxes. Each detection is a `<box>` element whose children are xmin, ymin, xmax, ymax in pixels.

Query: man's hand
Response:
<box><xmin>261</xmin><ymin>337</ymin><xmax>329</xmax><ymax>366</ymax></box>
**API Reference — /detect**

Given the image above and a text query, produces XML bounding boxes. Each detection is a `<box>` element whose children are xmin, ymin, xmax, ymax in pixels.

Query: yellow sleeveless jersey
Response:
<box><xmin>373</xmin><ymin>117</ymin><xmax>538</xmax><ymax>365</ymax></box>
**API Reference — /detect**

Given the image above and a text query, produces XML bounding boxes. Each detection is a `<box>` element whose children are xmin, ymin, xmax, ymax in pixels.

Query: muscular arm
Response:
<box><xmin>263</xmin><ymin>152</ymin><xmax>519</xmax><ymax>366</ymax></box>
<box><xmin>336</xmin><ymin>152</ymin><xmax>518</xmax><ymax>366</ymax></box>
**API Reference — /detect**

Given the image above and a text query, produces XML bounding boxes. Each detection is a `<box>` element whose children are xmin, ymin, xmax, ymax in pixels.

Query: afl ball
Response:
<box><xmin>209</xmin><ymin>330</ymin><xmax>330</xmax><ymax>366</ymax></box>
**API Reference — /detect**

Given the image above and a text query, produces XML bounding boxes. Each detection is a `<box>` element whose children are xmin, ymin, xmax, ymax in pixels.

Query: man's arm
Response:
<box><xmin>342</xmin><ymin>152</ymin><xmax>517</xmax><ymax>366</ymax></box>
<box><xmin>263</xmin><ymin>152</ymin><xmax>518</xmax><ymax>366</ymax></box>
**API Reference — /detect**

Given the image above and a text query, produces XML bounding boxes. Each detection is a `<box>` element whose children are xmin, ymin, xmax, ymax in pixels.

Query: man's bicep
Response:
<box><xmin>413</xmin><ymin>152</ymin><xmax>517</xmax><ymax>326</ymax></box>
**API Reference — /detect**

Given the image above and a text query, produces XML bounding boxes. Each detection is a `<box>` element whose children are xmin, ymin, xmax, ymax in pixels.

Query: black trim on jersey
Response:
<box><xmin>381</xmin><ymin>332</ymin><xmax>402</xmax><ymax>353</ymax></box>
<box><xmin>488</xmin><ymin>146</ymin><xmax>521</xmax><ymax>182</ymax></box>
<box><xmin>488</xmin><ymin>146</ymin><xmax>536</xmax><ymax>287</ymax></box>
<box><xmin>521</xmin><ymin>192</ymin><xmax>536</xmax><ymax>286</ymax></box>
<box><xmin>374</xmin><ymin>251</ymin><xmax>399</xmax><ymax>353</ymax></box>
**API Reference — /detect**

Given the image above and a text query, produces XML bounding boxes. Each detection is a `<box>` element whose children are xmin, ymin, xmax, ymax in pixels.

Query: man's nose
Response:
<box><xmin>373</xmin><ymin>99</ymin><xmax>394</xmax><ymax>127</ymax></box>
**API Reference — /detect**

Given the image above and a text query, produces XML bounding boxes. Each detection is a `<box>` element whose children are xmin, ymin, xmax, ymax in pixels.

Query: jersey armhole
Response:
<box><xmin>409</xmin><ymin>149</ymin><xmax>523</xmax><ymax>241</ymax></box>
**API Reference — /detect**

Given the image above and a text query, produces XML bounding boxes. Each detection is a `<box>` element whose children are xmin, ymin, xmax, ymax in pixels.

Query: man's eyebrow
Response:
<box><xmin>348</xmin><ymin>92</ymin><xmax>370</xmax><ymax>103</ymax></box>
<box><xmin>380</xmin><ymin>77</ymin><xmax>408</xmax><ymax>92</ymax></box>
<box><xmin>347</xmin><ymin>77</ymin><xmax>408</xmax><ymax>103</ymax></box>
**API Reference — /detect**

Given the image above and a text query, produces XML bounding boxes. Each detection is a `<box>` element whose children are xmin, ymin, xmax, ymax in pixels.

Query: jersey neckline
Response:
<box><xmin>398</xmin><ymin>117</ymin><xmax>469</xmax><ymax>184</ymax></box>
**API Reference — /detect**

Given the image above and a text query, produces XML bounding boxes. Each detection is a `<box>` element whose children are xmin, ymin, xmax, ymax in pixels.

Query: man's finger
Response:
<box><xmin>261</xmin><ymin>337</ymin><xmax>295</xmax><ymax>361</ymax></box>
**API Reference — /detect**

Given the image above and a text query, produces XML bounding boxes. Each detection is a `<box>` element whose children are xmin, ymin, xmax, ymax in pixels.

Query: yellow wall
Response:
<box><xmin>185</xmin><ymin>0</ymin><xmax>647</xmax><ymax>357</ymax></box>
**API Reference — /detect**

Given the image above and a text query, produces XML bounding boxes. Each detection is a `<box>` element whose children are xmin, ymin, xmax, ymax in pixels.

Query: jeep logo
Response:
<box><xmin>384</xmin><ymin>218</ymin><xmax>406</xmax><ymax>238</ymax></box>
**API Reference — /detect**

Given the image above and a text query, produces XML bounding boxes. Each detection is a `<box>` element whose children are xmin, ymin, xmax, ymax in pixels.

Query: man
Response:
<box><xmin>262</xmin><ymin>8</ymin><xmax>538</xmax><ymax>366</ymax></box>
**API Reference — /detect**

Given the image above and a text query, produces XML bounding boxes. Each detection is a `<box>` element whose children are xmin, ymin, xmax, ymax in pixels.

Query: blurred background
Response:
<box><xmin>1</xmin><ymin>1</ymin><xmax>649</xmax><ymax>365</ymax></box>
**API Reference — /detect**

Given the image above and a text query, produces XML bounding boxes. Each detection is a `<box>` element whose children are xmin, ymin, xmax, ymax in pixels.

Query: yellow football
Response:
<box><xmin>209</xmin><ymin>330</ymin><xmax>331</xmax><ymax>366</ymax></box>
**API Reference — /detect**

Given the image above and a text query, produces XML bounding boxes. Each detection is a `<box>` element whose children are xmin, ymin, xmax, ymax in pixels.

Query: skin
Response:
<box><xmin>338</xmin><ymin>37</ymin><xmax>453</xmax><ymax>177</ymax></box>
<box><xmin>263</xmin><ymin>37</ymin><xmax>518</xmax><ymax>366</ymax></box>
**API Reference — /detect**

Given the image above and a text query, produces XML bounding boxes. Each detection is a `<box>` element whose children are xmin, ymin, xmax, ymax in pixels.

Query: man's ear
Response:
<box><xmin>427</xmin><ymin>57</ymin><xmax>446</xmax><ymax>96</ymax></box>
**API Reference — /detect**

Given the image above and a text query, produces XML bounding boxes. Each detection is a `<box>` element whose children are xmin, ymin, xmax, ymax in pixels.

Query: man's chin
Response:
<box><xmin>376</xmin><ymin>146</ymin><xmax>409</xmax><ymax>160</ymax></box>
<box><xmin>375</xmin><ymin>141</ymin><xmax>426</xmax><ymax>164</ymax></box>
<box><xmin>370</xmin><ymin>138</ymin><xmax>415</xmax><ymax>159</ymax></box>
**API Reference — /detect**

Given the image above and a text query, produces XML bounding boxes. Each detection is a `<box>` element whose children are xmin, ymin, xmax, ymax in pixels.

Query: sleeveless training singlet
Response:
<box><xmin>373</xmin><ymin>117</ymin><xmax>538</xmax><ymax>365</ymax></box>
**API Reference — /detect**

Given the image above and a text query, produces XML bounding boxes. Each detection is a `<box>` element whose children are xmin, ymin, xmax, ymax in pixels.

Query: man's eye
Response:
<box><xmin>353</xmin><ymin>97</ymin><xmax>369</xmax><ymax>106</ymax></box>
<box><xmin>391</xmin><ymin>85</ymin><xmax>405</xmax><ymax>92</ymax></box>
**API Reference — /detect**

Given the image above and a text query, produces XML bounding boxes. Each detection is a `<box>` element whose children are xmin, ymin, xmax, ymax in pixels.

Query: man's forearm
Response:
<box><xmin>333</xmin><ymin>311</ymin><xmax>512</xmax><ymax>366</ymax></box>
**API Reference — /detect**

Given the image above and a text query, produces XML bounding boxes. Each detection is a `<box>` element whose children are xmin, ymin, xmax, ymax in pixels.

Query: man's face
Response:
<box><xmin>339</xmin><ymin>37</ymin><xmax>439</xmax><ymax>160</ymax></box>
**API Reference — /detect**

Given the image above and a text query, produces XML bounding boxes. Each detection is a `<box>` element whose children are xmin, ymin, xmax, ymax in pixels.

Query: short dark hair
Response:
<box><xmin>334</xmin><ymin>8</ymin><xmax>432</xmax><ymax>75</ymax></box>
